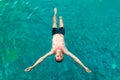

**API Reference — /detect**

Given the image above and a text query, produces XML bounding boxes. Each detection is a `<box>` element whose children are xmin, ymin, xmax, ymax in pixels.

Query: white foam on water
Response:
<box><xmin>0</xmin><ymin>2</ymin><xmax>10</xmax><ymax>15</ymax></box>
<box><xmin>14</xmin><ymin>1</ymin><xmax>18</xmax><ymax>5</ymax></box>
<box><xmin>112</xmin><ymin>64</ymin><xmax>117</xmax><ymax>69</ymax></box>
<box><xmin>22</xmin><ymin>1</ymin><xmax>30</xmax><ymax>8</ymax></box>
<box><xmin>27</xmin><ymin>12</ymin><xmax>33</xmax><ymax>19</ymax></box>
<box><xmin>27</xmin><ymin>6</ymin><xmax>39</xmax><ymax>19</ymax></box>
<box><xmin>4</xmin><ymin>2</ymin><xmax>9</xmax><ymax>6</ymax></box>
<box><xmin>34</xmin><ymin>6</ymin><xmax>39</xmax><ymax>10</ymax></box>
<box><xmin>12</xmin><ymin>1</ymin><xmax>18</xmax><ymax>8</ymax></box>
<box><xmin>25</xmin><ymin>1</ymin><xmax>29</xmax><ymax>5</ymax></box>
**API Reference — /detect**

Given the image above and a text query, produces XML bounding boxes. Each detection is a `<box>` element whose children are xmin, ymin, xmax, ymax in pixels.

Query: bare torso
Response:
<box><xmin>52</xmin><ymin>34</ymin><xmax>65</xmax><ymax>52</ymax></box>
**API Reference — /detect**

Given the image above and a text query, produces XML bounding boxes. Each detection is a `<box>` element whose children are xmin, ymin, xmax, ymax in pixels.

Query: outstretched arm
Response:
<box><xmin>63</xmin><ymin>48</ymin><xmax>91</xmax><ymax>73</ymax></box>
<box><xmin>24</xmin><ymin>50</ymin><xmax>54</xmax><ymax>72</ymax></box>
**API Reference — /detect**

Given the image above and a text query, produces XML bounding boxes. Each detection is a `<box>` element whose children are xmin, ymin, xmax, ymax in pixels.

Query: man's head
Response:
<box><xmin>55</xmin><ymin>49</ymin><xmax>63</xmax><ymax>63</ymax></box>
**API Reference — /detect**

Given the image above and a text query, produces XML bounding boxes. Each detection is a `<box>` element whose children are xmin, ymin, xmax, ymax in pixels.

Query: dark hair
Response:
<box><xmin>55</xmin><ymin>58</ymin><xmax>63</xmax><ymax>63</ymax></box>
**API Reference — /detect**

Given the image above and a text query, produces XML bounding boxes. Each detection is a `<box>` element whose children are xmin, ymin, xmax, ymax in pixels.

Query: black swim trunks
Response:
<box><xmin>52</xmin><ymin>27</ymin><xmax>65</xmax><ymax>35</ymax></box>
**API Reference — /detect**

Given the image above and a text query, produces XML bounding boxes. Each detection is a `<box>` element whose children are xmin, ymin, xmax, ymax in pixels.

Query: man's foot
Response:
<box><xmin>24</xmin><ymin>66</ymin><xmax>33</xmax><ymax>72</ymax></box>
<box><xmin>54</xmin><ymin>7</ymin><xmax>57</xmax><ymax>15</ymax></box>
<box><xmin>85</xmin><ymin>67</ymin><xmax>91</xmax><ymax>73</ymax></box>
<box><xmin>59</xmin><ymin>16</ymin><xmax>62</xmax><ymax>19</ymax></box>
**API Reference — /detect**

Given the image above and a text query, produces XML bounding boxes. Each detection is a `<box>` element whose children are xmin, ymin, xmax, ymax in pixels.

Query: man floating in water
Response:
<box><xmin>24</xmin><ymin>8</ymin><xmax>91</xmax><ymax>73</ymax></box>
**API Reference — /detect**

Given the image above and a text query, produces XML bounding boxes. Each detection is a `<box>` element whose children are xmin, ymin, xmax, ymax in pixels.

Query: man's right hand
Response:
<box><xmin>85</xmin><ymin>67</ymin><xmax>91</xmax><ymax>73</ymax></box>
<box><xmin>24</xmin><ymin>66</ymin><xmax>33</xmax><ymax>72</ymax></box>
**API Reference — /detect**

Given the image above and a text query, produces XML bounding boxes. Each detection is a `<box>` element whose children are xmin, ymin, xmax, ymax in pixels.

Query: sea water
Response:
<box><xmin>0</xmin><ymin>0</ymin><xmax>120</xmax><ymax>80</ymax></box>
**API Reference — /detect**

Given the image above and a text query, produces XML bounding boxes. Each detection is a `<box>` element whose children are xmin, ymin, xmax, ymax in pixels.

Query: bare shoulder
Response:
<box><xmin>63</xmin><ymin>47</ymin><xmax>69</xmax><ymax>53</ymax></box>
<box><xmin>50</xmin><ymin>48</ymin><xmax>55</xmax><ymax>53</ymax></box>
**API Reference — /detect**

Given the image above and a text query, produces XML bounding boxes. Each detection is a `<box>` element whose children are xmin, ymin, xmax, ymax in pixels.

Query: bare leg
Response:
<box><xmin>52</xmin><ymin>8</ymin><xmax>57</xmax><ymax>28</ymax></box>
<box><xmin>59</xmin><ymin>16</ymin><xmax>64</xmax><ymax>28</ymax></box>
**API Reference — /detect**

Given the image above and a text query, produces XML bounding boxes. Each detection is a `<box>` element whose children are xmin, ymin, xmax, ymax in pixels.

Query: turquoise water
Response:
<box><xmin>0</xmin><ymin>0</ymin><xmax>120</xmax><ymax>80</ymax></box>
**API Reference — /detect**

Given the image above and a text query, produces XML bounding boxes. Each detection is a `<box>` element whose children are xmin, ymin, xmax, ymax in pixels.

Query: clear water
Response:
<box><xmin>0</xmin><ymin>0</ymin><xmax>120</xmax><ymax>80</ymax></box>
